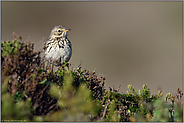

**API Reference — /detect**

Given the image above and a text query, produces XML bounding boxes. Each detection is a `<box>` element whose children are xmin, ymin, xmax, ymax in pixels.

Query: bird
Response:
<box><xmin>44</xmin><ymin>25</ymin><xmax>72</xmax><ymax>67</ymax></box>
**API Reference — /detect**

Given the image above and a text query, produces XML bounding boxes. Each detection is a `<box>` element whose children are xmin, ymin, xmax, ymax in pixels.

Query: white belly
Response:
<box><xmin>45</xmin><ymin>43</ymin><xmax>72</xmax><ymax>65</ymax></box>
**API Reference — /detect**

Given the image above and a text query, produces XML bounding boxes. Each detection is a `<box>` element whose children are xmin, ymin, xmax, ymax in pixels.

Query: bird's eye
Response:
<box><xmin>58</xmin><ymin>29</ymin><xmax>61</xmax><ymax>32</ymax></box>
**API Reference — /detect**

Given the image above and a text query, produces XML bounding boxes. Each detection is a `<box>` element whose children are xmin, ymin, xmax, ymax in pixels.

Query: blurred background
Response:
<box><xmin>2</xmin><ymin>1</ymin><xmax>182</xmax><ymax>96</ymax></box>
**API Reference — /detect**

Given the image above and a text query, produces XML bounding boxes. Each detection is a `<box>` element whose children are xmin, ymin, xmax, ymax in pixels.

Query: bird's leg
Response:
<box><xmin>50</xmin><ymin>58</ymin><xmax>54</xmax><ymax>76</ymax></box>
<box><xmin>51</xmin><ymin>63</ymin><xmax>54</xmax><ymax>75</ymax></box>
<box><xmin>48</xmin><ymin>58</ymin><xmax>53</xmax><ymax>75</ymax></box>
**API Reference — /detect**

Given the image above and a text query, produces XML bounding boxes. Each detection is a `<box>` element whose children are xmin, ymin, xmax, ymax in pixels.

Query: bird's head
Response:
<box><xmin>50</xmin><ymin>25</ymin><xmax>71</xmax><ymax>39</ymax></box>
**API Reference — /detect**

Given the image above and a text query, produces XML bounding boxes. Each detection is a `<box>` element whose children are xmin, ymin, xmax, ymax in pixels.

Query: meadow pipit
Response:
<box><xmin>44</xmin><ymin>25</ymin><xmax>72</xmax><ymax>67</ymax></box>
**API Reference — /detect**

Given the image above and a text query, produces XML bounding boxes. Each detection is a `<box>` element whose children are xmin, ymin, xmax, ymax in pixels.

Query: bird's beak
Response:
<box><xmin>64</xmin><ymin>29</ymin><xmax>71</xmax><ymax>32</ymax></box>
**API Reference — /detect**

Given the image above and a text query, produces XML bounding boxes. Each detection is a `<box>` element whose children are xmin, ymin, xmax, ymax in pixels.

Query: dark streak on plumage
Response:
<box><xmin>44</xmin><ymin>25</ymin><xmax>72</xmax><ymax>66</ymax></box>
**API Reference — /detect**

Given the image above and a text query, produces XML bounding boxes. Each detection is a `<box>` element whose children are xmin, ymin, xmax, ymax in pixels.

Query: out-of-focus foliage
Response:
<box><xmin>34</xmin><ymin>73</ymin><xmax>101</xmax><ymax>121</ymax></box>
<box><xmin>129</xmin><ymin>87</ymin><xmax>183</xmax><ymax>122</ymax></box>
<box><xmin>1</xmin><ymin>38</ymin><xmax>183</xmax><ymax>122</ymax></box>
<box><xmin>1</xmin><ymin>76</ymin><xmax>32</xmax><ymax>122</ymax></box>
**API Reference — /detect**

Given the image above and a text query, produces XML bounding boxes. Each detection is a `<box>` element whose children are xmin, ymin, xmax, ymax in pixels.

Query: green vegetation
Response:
<box><xmin>1</xmin><ymin>38</ymin><xmax>183</xmax><ymax>122</ymax></box>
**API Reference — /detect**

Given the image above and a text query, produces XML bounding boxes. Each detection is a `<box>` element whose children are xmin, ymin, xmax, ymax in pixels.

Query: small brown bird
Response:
<box><xmin>44</xmin><ymin>25</ymin><xmax>72</xmax><ymax>67</ymax></box>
